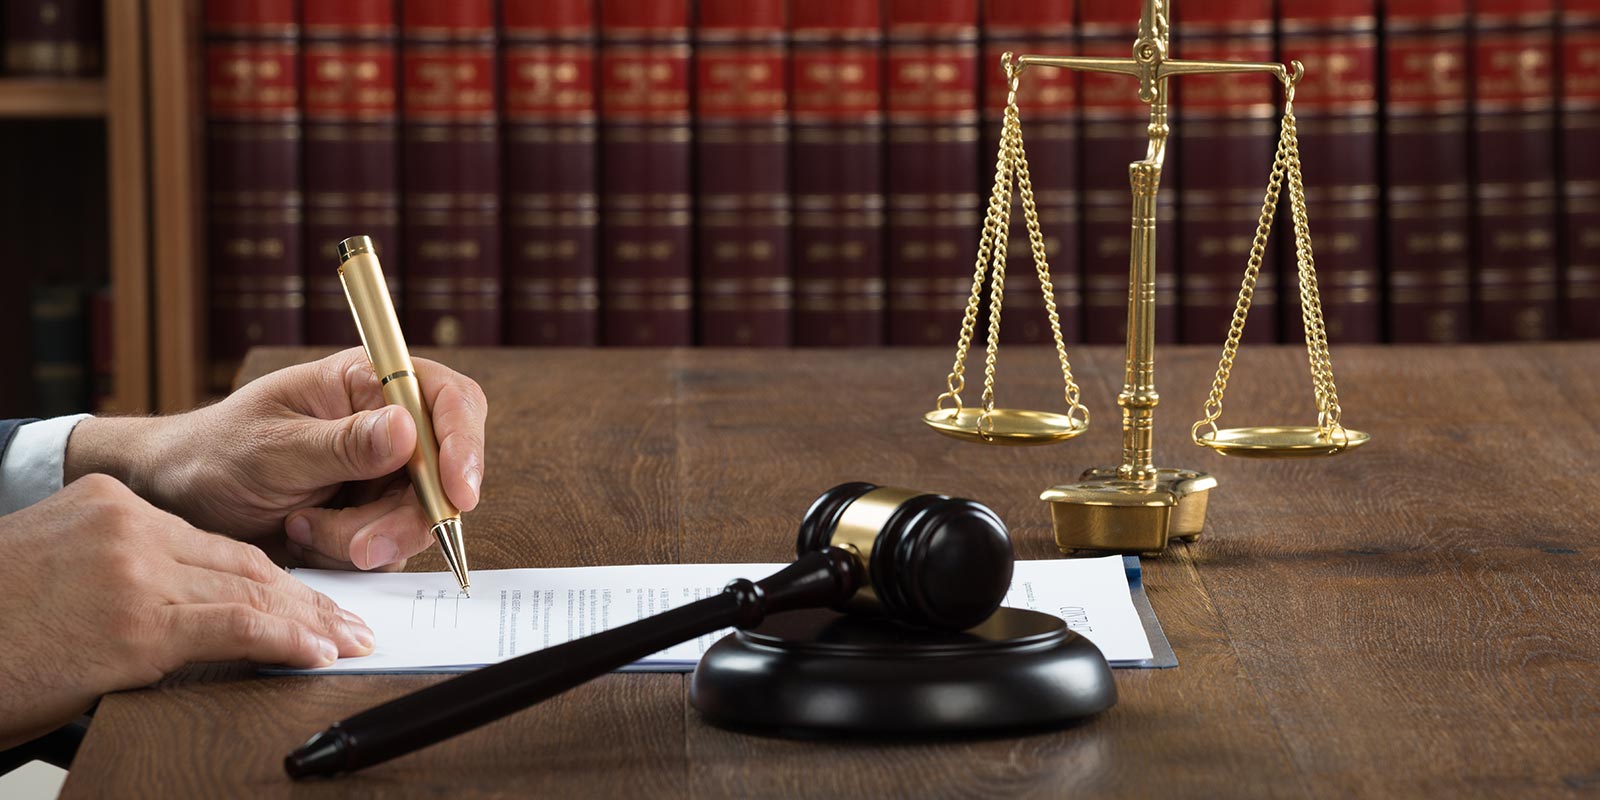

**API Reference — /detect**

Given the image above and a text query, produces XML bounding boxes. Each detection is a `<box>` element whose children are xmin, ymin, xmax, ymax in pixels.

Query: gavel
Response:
<box><xmin>285</xmin><ymin>482</ymin><xmax>1015</xmax><ymax>779</ymax></box>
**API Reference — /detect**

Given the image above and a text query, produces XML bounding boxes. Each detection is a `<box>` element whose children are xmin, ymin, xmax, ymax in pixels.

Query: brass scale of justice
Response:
<box><xmin>922</xmin><ymin>0</ymin><xmax>1370</xmax><ymax>555</ymax></box>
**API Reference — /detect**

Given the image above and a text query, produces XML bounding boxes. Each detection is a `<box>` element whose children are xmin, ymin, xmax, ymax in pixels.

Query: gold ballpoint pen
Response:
<box><xmin>336</xmin><ymin>235</ymin><xmax>471</xmax><ymax>595</ymax></box>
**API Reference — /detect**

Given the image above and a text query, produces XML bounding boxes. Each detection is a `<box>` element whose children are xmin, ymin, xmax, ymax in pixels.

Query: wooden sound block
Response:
<box><xmin>690</xmin><ymin>607</ymin><xmax>1116</xmax><ymax>736</ymax></box>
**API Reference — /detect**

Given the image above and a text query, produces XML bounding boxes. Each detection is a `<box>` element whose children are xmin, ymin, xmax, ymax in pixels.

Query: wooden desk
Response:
<box><xmin>62</xmin><ymin>345</ymin><xmax>1600</xmax><ymax>798</ymax></box>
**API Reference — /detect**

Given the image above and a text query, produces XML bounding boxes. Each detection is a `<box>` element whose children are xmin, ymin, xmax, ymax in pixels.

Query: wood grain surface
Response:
<box><xmin>62</xmin><ymin>345</ymin><xmax>1600</xmax><ymax>798</ymax></box>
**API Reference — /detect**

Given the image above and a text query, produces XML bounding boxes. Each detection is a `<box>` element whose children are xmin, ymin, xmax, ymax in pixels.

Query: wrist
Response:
<box><xmin>64</xmin><ymin>415</ymin><xmax>181</xmax><ymax>507</ymax></box>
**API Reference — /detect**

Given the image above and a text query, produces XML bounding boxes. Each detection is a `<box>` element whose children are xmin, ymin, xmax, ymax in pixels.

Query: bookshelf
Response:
<box><xmin>1</xmin><ymin>0</ymin><xmax>149</xmax><ymax>415</ymax></box>
<box><xmin>0</xmin><ymin>78</ymin><xmax>106</xmax><ymax>116</ymax></box>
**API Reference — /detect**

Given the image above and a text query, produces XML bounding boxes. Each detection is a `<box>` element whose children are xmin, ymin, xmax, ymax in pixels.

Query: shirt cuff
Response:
<box><xmin>0</xmin><ymin>413</ymin><xmax>92</xmax><ymax>516</ymax></box>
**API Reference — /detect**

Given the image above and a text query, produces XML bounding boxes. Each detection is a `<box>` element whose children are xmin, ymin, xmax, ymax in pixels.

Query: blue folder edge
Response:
<box><xmin>1114</xmin><ymin>555</ymin><xmax>1178</xmax><ymax>669</ymax></box>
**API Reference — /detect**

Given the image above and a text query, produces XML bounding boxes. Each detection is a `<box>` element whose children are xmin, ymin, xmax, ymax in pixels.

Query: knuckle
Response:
<box><xmin>109</xmin><ymin>599</ymin><xmax>162</xmax><ymax>644</ymax></box>
<box><xmin>236</xmin><ymin>544</ymin><xmax>280</xmax><ymax>583</ymax></box>
<box><xmin>224</xmin><ymin>605</ymin><xmax>270</xmax><ymax>646</ymax></box>
<box><xmin>328</xmin><ymin>415</ymin><xmax>367</xmax><ymax>470</ymax></box>
<box><xmin>464</xmin><ymin>379</ymin><xmax>488</xmax><ymax>413</ymax></box>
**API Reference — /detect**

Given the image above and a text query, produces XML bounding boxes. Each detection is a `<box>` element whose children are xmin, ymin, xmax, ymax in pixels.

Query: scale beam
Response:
<box><xmin>1015</xmin><ymin>54</ymin><xmax>1300</xmax><ymax>87</ymax></box>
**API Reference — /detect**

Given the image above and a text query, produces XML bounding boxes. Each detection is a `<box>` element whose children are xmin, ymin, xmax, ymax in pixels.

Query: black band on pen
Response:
<box><xmin>380</xmin><ymin>369</ymin><xmax>412</xmax><ymax>386</ymax></box>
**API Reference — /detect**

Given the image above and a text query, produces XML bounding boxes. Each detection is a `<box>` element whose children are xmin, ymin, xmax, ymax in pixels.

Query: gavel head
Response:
<box><xmin>796</xmin><ymin>482</ymin><xmax>1014</xmax><ymax>631</ymax></box>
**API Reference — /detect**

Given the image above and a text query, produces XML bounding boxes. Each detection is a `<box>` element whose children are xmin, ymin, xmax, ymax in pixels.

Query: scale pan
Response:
<box><xmin>1196</xmin><ymin>425</ymin><xmax>1370</xmax><ymax>458</ymax></box>
<box><xmin>923</xmin><ymin>408</ymin><xmax>1087</xmax><ymax>446</ymax></box>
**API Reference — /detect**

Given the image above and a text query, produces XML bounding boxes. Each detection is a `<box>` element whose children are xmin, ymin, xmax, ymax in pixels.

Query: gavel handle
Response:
<box><xmin>286</xmin><ymin>548</ymin><xmax>861</xmax><ymax>779</ymax></box>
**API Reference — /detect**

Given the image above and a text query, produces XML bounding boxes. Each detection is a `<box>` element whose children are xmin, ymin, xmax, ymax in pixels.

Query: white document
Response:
<box><xmin>275</xmin><ymin>555</ymin><xmax>1153</xmax><ymax>675</ymax></box>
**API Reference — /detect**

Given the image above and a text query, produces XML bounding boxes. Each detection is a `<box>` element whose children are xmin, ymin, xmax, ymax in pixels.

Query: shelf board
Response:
<box><xmin>0</xmin><ymin>78</ymin><xmax>107</xmax><ymax>118</ymax></box>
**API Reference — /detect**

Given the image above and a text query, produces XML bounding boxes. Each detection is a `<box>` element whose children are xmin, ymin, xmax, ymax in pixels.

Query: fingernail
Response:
<box><xmin>365</xmin><ymin>536</ymin><xmax>399</xmax><ymax>569</ymax></box>
<box><xmin>315</xmin><ymin>636</ymin><xmax>339</xmax><ymax>666</ymax></box>
<box><xmin>368</xmin><ymin>408</ymin><xmax>394</xmax><ymax>460</ymax></box>
<box><xmin>465</xmin><ymin>461</ymin><xmax>483</xmax><ymax>501</ymax></box>
<box><xmin>286</xmin><ymin>515</ymin><xmax>312</xmax><ymax>546</ymax></box>
<box><xmin>344</xmin><ymin>621</ymin><xmax>375</xmax><ymax>651</ymax></box>
<box><xmin>338</xmin><ymin>608</ymin><xmax>368</xmax><ymax>627</ymax></box>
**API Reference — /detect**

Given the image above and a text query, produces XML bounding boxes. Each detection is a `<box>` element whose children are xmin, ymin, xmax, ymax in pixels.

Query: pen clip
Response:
<box><xmin>337</xmin><ymin>267</ymin><xmax>378</xmax><ymax>368</ymax></box>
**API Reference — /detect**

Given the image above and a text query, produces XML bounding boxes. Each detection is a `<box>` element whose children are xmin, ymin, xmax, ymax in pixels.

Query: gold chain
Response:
<box><xmin>1009</xmin><ymin>99</ymin><xmax>1087</xmax><ymax>427</ymax></box>
<box><xmin>1192</xmin><ymin>78</ymin><xmax>1345</xmax><ymax>444</ymax></box>
<box><xmin>935</xmin><ymin>55</ymin><xmax>1087</xmax><ymax>433</ymax></box>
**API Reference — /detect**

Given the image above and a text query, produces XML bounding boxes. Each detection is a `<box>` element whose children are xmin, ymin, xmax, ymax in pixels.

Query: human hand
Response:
<box><xmin>0</xmin><ymin>474</ymin><xmax>373</xmax><ymax>749</ymax></box>
<box><xmin>67</xmin><ymin>348</ymin><xmax>487</xmax><ymax>572</ymax></box>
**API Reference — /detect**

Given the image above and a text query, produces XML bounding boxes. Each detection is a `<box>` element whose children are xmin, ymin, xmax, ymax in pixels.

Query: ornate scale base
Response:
<box><xmin>690</xmin><ymin>607</ymin><xmax>1116</xmax><ymax>736</ymax></box>
<box><xmin>1042</xmin><ymin>467</ymin><xmax>1218</xmax><ymax>554</ymax></box>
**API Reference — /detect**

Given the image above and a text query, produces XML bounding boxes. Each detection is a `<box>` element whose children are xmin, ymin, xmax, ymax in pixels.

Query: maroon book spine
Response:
<box><xmin>204</xmin><ymin>0</ymin><xmax>303</xmax><ymax>392</ymax></box>
<box><xmin>1471</xmin><ymin>0</ymin><xmax>1558</xmax><ymax>340</ymax></box>
<box><xmin>1561</xmin><ymin>0</ymin><xmax>1600</xmax><ymax>339</ymax></box>
<box><xmin>1174</xmin><ymin>0</ymin><xmax>1278</xmax><ymax>345</ymax></box>
<box><xmin>4</xmin><ymin>0</ymin><xmax>101</xmax><ymax>76</ymax></box>
<box><xmin>503</xmin><ymin>0</ymin><xmax>599</xmax><ymax>346</ymax></box>
<box><xmin>983</xmin><ymin>0</ymin><xmax>1080</xmax><ymax>345</ymax></box>
<box><xmin>90</xmin><ymin>285</ymin><xmax>113</xmax><ymax>411</ymax></box>
<box><xmin>695</xmin><ymin>0</ymin><xmax>791</xmax><ymax>346</ymax></box>
<box><xmin>1080</xmin><ymin>0</ymin><xmax>1176</xmax><ymax>344</ymax></box>
<box><xmin>303</xmin><ymin>0</ymin><xmax>400</xmax><ymax>346</ymax></box>
<box><xmin>1279</xmin><ymin>0</ymin><xmax>1381</xmax><ymax>343</ymax></box>
<box><xmin>886</xmin><ymin>0</ymin><xmax>981</xmax><ymax>346</ymax></box>
<box><xmin>790</xmin><ymin>1</ymin><xmax>886</xmax><ymax>346</ymax></box>
<box><xmin>400</xmin><ymin>0</ymin><xmax>501</xmax><ymax>346</ymax></box>
<box><xmin>1383</xmin><ymin>0</ymin><xmax>1471</xmax><ymax>342</ymax></box>
<box><xmin>599</xmin><ymin>0</ymin><xmax>693</xmax><ymax>346</ymax></box>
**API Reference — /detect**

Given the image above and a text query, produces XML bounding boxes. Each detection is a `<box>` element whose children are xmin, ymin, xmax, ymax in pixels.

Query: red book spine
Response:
<box><xmin>1174</xmin><ymin>0</ymin><xmax>1277</xmax><ymax>345</ymax></box>
<box><xmin>791</xmin><ymin>1</ymin><xmax>886</xmax><ymax>346</ymax></box>
<box><xmin>1080</xmin><ymin>0</ymin><xmax>1176</xmax><ymax>344</ymax></box>
<box><xmin>1561</xmin><ymin>0</ymin><xmax>1600</xmax><ymax>339</ymax></box>
<box><xmin>983</xmin><ymin>0</ymin><xmax>1079</xmax><ymax>345</ymax></box>
<box><xmin>696</xmin><ymin>0</ymin><xmax>791</xmax><ymax>346</ymax></box>
<box><xmin>1471</xmin><ymin>0</ymin><xmax>1558</xmax><ymax>340</ymax></box>
<box><xmin>1383</xmin><ymin>0</ymin><xmax>1471</xmax><ymax>342</ymax></box>
<box><xmin>1279</xmin><ymin>0</ymin><xmax>1381</xmax><ymax>343</ymax></box>
<box><xmin>303</xmin><ymin>0</ymin><xmax>399</xmax><ymax>346</ymax></box>
<box><xmin>886</xmin><ymin>0</ymin><xmax>981</xmax><ymax>345</ymax></box>
<box><xmin>599</xmin><ymin>0</ymin><xmax>693</xmax><ymax>346</ymax></box>
<box><xmin>4</xmin><ymin>0</ymin><xmax>101</xmax><ymax>76</ymax></box>
<box><xmin>504</xmin><ymin>0</ymin><xmax>600</xmax><ymax>346</ymax></box>
<box><xmin>401</xmin><ymin>0</ymin><xmax>501</xmax><ymax>346</ymax></box>
<box><xmin>204</xmin><ymin>0</ymin><xmax>303</xmax><ymax>392</ymax></box>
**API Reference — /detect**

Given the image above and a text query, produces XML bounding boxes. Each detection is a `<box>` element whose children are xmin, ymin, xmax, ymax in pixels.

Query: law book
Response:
<box><xmin>1471</xmin><ymin>0</ymin><xmax>1558</xmax><ymax>341</ymax></box>
<box><xmin>1279</xmin><ymin>0</ymin><xmax>1381</xmax><ymax>343</ymax></box>
<box><xmin>204</xmin><ymin>0</ymin><xmax>304</xmax><ymax>392</ymax></box>
<box><xmin>982</xmin><ymin>0</ymin><xmax>1080</xmax><ymax>345</ymax></box>
<box><xmin>503</xmin><ymin>0</ymin><xmax>599</xmax><ymax>346</ymax></box>
<box><xmin>885</xmin><ymin>0</ymin><xmax>981</xmax><ymax>346</ymax></box>
<box><xmin>1079</xmin><ymin>0</ymin><xmax>1176</xmax><ymax>345</ymax></box>
<box><xmin>28</xmin><ymin>284</ymin><xmax>89</xmax><ymax>417</ymax></box>
<box><xmin>401</xmin><ymin>0</ymin><xmax>501</xmax><ymax>347</ymax></box>
<box><xmin>695</xmin><ymin>0</ymin><xmax>792</xmax><ymax>346</ymax></box>
<box><xmin>1382</xmin><ymin>0</ymin><xmax>1471</xmax><ymax>343</ymax></box>
<box><xmin>599</xmin><ymin>0</ymin><xmax>694</xmax><ymax>346</ymax></box>
<box><xmin>4</xmin><ymin>0</ymin><xmax>101</xmax><ymax>76</ymax></box>
<box><xmin>302</xmin><ymin>0</ymin><xmax>400</xmax><ymax>346</ymax></box>
<box><xmin>90</xmin><ymin>285</ymin><xmax>113</xmax><ymax>411</ymax></box>
<box><xmin>790</xmin><ymin>0</ymin><xmax>887</xmax><ymax>346</ymax></box>
<box><xmin>1560</xmin><ymin>0</ymin><xmax>1600</xmax><ymax>339</ymax></box>
<box><xmin>1173</xmin><ymin>0</ymin><xmax>1278</xmax><ymax>345</ymax></box>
